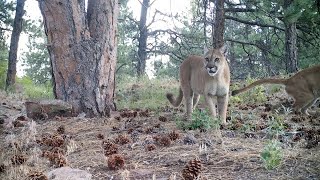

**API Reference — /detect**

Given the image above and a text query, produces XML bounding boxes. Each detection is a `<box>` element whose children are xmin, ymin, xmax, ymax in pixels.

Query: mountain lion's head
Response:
<box><xmin>203</xmin><ymin>46</ymin><xmax>227</xmax><ymax>77</ymax></box>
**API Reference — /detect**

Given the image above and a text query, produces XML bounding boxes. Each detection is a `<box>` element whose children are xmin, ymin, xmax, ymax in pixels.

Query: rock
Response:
<box><xmin>47</xmin><ymin>167</ymin><xmax>92</xmax><ymax>180</ymax></box>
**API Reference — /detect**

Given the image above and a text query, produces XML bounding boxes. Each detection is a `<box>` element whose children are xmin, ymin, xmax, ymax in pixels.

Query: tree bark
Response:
<box><xmin>137</xmin><ymin>0</ymin><xmax>150</xmax><ymax>77</ymax></box>
<box><xmin>5</xmin><ymin>0</ymin><xmax>26</xmax><ymax>90</ymax></box>
<box><xmin>284</xmin><ymin>0</ymin><xmax>298</xmax><ymax>73</ymax></box>
<box><xmin>39</xmin><ymin>0</ymin><xmax>118</xmax><ymax>117</ymax></box>
<box><xmin>213</xmin><ymin>0</ymin><xmax>225</xmax><ymax>48</ymax></box>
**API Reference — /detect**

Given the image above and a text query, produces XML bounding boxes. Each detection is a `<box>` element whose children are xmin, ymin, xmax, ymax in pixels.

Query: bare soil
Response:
<box><xmin>0</xmin><ymin>89</ymin><xmax>319</xmax><ymax>180</ymax></box>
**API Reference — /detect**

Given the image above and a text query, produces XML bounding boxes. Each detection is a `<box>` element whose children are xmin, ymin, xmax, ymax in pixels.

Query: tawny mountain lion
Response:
<box><xmin>232</xmin><ymin>65</ymin><xmax>320</xmax><ymax>115</ymax></box>
<box><xmin>166</xmin><ymin>47</ymin><xmax>230</xmax><ymax>124</ymax></box>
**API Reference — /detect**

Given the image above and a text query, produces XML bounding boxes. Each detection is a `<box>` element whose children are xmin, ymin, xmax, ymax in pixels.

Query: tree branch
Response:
<box><xmin>225</xmin><ymin>8</ymin><xmax>257</xmax><ymax>13</ymax></box>
<box><xmin>225</xmin><ymin>15</ymin><xmax>285</xmax><ymax>31</ymax></box>
<box><xmin>225</xmin><ymin>38</ymin><xmax>282</xmax><ymax>58</ymax></box>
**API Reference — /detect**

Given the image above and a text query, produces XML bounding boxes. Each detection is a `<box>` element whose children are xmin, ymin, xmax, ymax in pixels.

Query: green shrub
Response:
<box><xmin>235</xmin><ymin>76</ymin><xmax>267</xmax><ymax>103</ymax></box>
<box><xmin>115</xmin><ymin>75</ymin><xmax>178</xmax><ymax>110</ymax></box>
<box><xmin>0</xmin><ymin>60</ymin><xmax>7</xmax><ymax>89</ymax></box>
<box><xmin>16</xmin><ymin>76</ymin><xmax>54</xmax><ymax>99</ymax></box>
<box><xmin>266</xmin><ymin>114</ymin><xmax>285</xmax><ymax>138</ymax></box>
<box><xmin>260</xmin><ymin>140</ymin><xmax>283</xmax><ymax>170</ymax></box>
<box><xmin>176</xmin><ymin>109</ymin><xmax>220</xmax><ymax>130</ymax></box>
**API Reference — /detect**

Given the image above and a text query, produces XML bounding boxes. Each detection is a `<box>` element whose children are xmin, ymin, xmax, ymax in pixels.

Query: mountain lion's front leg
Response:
<box><xmin>205</xmin><ymin>95</ymin><xmax>216</xmax><ymax>118</ymax></box>
<box><xmin>217</xmin><ymin>95</ymin><xmax>228</xmax><ymax>125</ymax></box>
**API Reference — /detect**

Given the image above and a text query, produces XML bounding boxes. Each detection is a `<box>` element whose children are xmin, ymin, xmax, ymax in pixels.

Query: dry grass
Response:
<box><xmin>0</xmin><ymin>85</ymin><xmax>320</xmax><ymax>179</ymax></box>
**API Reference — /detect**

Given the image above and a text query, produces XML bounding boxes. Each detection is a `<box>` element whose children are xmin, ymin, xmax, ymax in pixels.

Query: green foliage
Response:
<box><xmin>260</xmin><ymin>140</ymin><xmax>283</xmax><ymax>170</ymax></box>
<box><xmin>234</xmin><ymin>76</ymin><xmax>267</xmax><ymax>104</ymax></box>
<box><xmin>22</xmin><ymin>20</ymin><xmax>51</xmax><ymax>84</ymax></box>
<box><xmin>0</xmin><ymin>59</ymin><xmax>7</xmax><ymax>89</ymax></box>
<box><xmin>115</xmin><ymin>75</ymin><xmax>178</xmax><ymax>110</ymax></box>
<box><xmin>16</xmin><ymin>76</ymin><xmax>53</xmax><ymax>99</ymax></box>
<box><xmin>176</xmin><ymin>109</ymin><xmax>220</xmax><ymax>130</ymax></box>
<box><xmin>266</xmin><ymin>115</ymin><xmax>285</xmax><ymax>138</ymax></box>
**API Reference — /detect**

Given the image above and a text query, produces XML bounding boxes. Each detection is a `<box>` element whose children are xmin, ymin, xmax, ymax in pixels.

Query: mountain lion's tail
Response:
<box><xmin>232</xmin><ymin>78</ymin><xmax>287</xmax><ymax>96</ymax></box>
<box><xmin>166</xmin><ymin>87</ymin><xmax>183</xmax><ymax>107</ymax></box>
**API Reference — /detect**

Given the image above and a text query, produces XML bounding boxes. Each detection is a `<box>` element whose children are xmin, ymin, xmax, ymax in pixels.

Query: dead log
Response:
<box><xmin>25</xmin><ymin>100</ymin><xmax>73</xmax><ymax>120</ymax></box>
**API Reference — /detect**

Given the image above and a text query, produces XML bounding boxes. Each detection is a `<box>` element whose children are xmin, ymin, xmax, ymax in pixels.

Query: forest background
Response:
<box><xmin>0</xmin><ymin>0</ymin><xmax>319</xmax><ymax>97</ymax></box>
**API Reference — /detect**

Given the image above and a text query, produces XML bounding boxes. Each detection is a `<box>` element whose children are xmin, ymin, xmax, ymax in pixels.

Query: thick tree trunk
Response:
<box><xmin>137</xmin><ymin>0</ymin><xmax>150</xmax><ymax>77</ymax></box>
<box><xmin>284</xmin><ymin>0</ymin><xmax>298</xmax><ymax>73</ymax></box>
<box><xmin>5</xmin><ymin>0</ymin><xmax>26</xmax><ymax>90</ymax></box>
<box><xmin>39</xmin><ymin>0</ymin><xmax>118</xmax><ymax>117</ymax></box>
<box><xmin>213</xmin><ymin>0</ymin><xmax>225</xmax><ymax>48</ymax></box>
<box><xmin>284</xmin><ymin>23</ymin><xmax>298</xmax><ymax>73</ymax></box>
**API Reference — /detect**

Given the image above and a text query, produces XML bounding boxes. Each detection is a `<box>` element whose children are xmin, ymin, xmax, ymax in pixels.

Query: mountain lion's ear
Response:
<box><xmin>219</xmin><ymin>45</ymin><xmax>227</xmax><ymax>55</ymax></box>
<box><xmin>203</xmin><ymin>46</ymin><xmax>208</xmax><ymax>55</ymax></box>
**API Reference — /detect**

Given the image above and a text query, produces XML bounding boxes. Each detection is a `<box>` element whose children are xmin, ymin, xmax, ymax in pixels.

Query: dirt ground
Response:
<box><xmin>0</xmin><ymin>89</ymin><xmax>319</xmax><ymax>180</ymax></box>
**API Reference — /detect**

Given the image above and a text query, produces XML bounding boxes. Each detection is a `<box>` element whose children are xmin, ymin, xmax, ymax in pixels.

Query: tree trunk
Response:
<box><xmin>5</xmin><ymin>0</ymin><xmax>26</xmax><ymax>90</ymax></box>
<box><xmin>213</xmin><ymin>0</ymin><xmax>225</xmax><ymax>48</ymax></box>
<box><xmin>39</xmin><ymin>0</ymin><xmax>118</xmax><ymax>117</ymax></box>
<box><xmin>137</xmin><ymin>0</ymin><xmax>150</xmax><ymax>77</ymax></box>
<box><xmin>284</xmin><ymin>0</ymin><xmax>298</xmax><ymax>73</ymax></box>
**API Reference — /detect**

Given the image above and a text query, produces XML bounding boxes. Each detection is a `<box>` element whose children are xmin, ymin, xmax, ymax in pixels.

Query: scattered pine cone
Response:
<box><xmin>114</xmin><ymin>134</ymin><xmax>131</xmax><ymax>145</ymax></box>
<box><xmin>107</xmin><ymin>154</ymin><xmax>125</xmax><ymax>170</ymax></box>
<box><xmin>13</xmin><ymin>120</ymin><xmax>24</xmax><ymax>127</ymax></box>
<box><xmin>97</xmin><ymin>133</ymin><xmax>105</xmax><ymax>140</ymax></box>
<box><xmin>159</xmin><ymin>116</ymin><xmax>167</xmax><ymax>122</ymax></box>
<box><xmin>154</xmin><ymin>135</ymin><xmax>171</xmax><ymax>147</ymax></box>
<box><xmin>145</xmin><ymin>144</ymin><xmax>156</xmax><ymax>151</ymax></box>
<box><xmin>291</xmin><ymin>116</ymin><xmax>306</xmax><ymax>122</ymax></box>
<box><xmin>28</xmin><ymin>171</ymin><xmax>48</xmax><ymax>180</ymax></box>
<box><xmin>305</xmin><ymin>129</ymin><xmax>320</xmax><ymax>149</ymax></box>
<box><xmin>41</xmin><ymin>150</ymin><xmax>67</xmax><ymax>167</ymax></box>
<box><xmin>51</xmin><ymin>147</ymin><xmax>66</xmax><ymax>155</ymax></box>
<box><xmin>102</xmin><ymin>140</ymin><xmax>118</xmax><ymax>156</ymax></box>
<box><xmin>51</xmin><ymin>135</ymin><xmax>65</xmax><ymax>147</ymax></box>
<box><xmin>139</xmin><ymin>111</ymin><xmax>150</xmax><ymax>117</ymax></box>
<box><xmin>57</xmin><ymin>125</ymin><xmax>65</xmax><ymax>134</ymax></box>
<box><xmin>145</xmin><ymin>127</ymin><xmax>154</xmax><ymax>134</ymax></box>
<box><xmin>16</xmin><ymin>115</ymin><xmax>28</xmax><ymax>121</ymax></box>
<box><xmin>11</xmin><ymin>154</ymin><xmax>28</xmax><ymax>165</ymax></box>
<box><xmin>260</xmin><ymin>113</ymin><xmax>268</xmax><ymax>120</ymax></box>
<box><xmin>154</xmin><ymin>123</ymin><xmax>161</xmax><ymax>128</ymax></box>
<box><xmin>0</xmin><ymin>164</ymin><xmax>5</xmax><ymax>173</ymax></box>
<box><xmin>53</xmin><ymin>155</ymin><xmax>67</xmax><ymax>167</ymax></box>
<box><xmin>182</xmin><ymin>159</ymin><xmax>202</xmax><ymax>180</ymax></box>
<box><xmin>120</xmin><ymin>111</ymin><xmax>137</xmax><ymax>118</ymax></box>
<box><xmin>41</xmin><ymin>134</ymin><xmax>65</xmax><ymax>147</ymax></box>
<box><xmin>112</xmin><ymin>126</ymin><xmax>120</xmax><ymax>131</ymax></box>
<box><xmin>168</xmin><ymin>131</ymin><xmax>180</xmax><ymax>141</ymax></box>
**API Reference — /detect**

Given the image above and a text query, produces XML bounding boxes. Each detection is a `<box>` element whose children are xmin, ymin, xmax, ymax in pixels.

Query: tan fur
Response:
<box><xmin>166</xmin><ymin>47</ymin><xmax>231</xmax><ymax>124</ymax></box>
<box><xmin>232</xmin><ymin>65</ymin><xmax>320</xmax><ymax>115</ymax></box>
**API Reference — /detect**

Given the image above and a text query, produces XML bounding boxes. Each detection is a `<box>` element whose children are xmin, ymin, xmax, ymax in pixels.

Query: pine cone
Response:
<box><xmin>57</xmin><ymin>125</ymin><xmax>65</xmax><ymax>134</ymax></box>
<box><xmin>159</xmin><ymin>116</ymin><xmax>167</xmax><ymax>122</ymax></box>
<box><xmin>0</xmin><ymin>164</ymin><xmax>5</xmax><ymax>173</ymax></box>
<box><xmin>51</xmin><ymin>134</ymin><xmax>65</xmax><ymax>147</ymax></box>
<box><xmin>107</xmin><ymin>154</ymin><xmax>125</xmax><ymax>170</ymax></box>
<box><xmin>145</xmin><ymin>144</ymin><xmax>156</xmax><ymax>151</ymax></box>
<box><xmin>154</xmin><ymin>135</ymin><xmax>171</xmax><ymax>147</ymax></box>
<box><xmin>168</xmin><ymin>131</ymin><xmax>180</xmax><ymax>141</ymax></box>
<box><xmin>11</xmin><ymin>154</ymin><xmax>28</xmax><ymax>165</ymax></box>
<box><xmin>114</xmin><ymin>134</ymin><xmax>131</xmax><ymax>145</ymax></box>
<box><xmin>28</xmin><ymin>171</ymin><xmax>48</xmax><ymax>180</ymax></box>
<box><xmin>102</xmin><ymin>140</ymin><xmax>118</xmax><ymax>156</ymax></box>
<box><xmin>182</xmin><ymin>159</ymin><xmax>202</xmax><ymax>180</ymax></box>
<box><xmin>97</xmin><ymin>133</ymin><xmax>105</xmax><ymax>140</ymax></box>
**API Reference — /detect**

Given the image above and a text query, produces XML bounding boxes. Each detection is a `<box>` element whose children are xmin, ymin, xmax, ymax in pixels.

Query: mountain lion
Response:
<box><xmin>166</xmin><ymin>47</ymin><xmax>230</xmax><ymax>124</ymax></box>
<box><xmin>232</xmin><ymin>65</ymin><xmax>320</xmax><ymax>115</ymax></box>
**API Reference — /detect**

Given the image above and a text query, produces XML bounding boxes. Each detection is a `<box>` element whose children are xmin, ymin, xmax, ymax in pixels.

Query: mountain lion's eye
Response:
<box><xmin>205</xmin><ymin>57</ymin><xmax>209</xmax><ymax>62</ymax></box>
<box><xmin>215</xmin><ymin>58</ymin><xmax>220</xmax><ymax>62</ymax></box>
